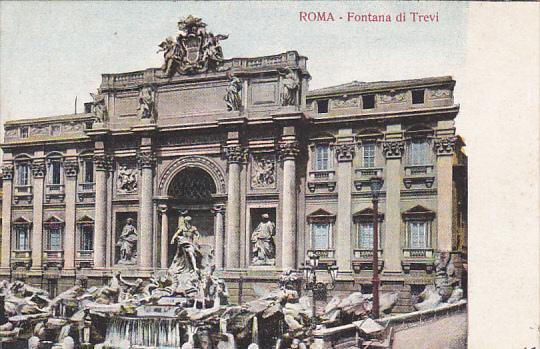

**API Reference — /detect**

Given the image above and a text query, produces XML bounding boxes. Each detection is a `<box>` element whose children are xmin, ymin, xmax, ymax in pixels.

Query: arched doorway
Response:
<box><xmin>166</xmin><ymin>167</ymin><xmax>217</xmax><ymax>266</ymax></box>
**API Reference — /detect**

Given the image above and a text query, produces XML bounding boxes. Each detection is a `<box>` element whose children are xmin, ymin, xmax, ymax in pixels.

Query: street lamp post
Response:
<box><xmin>300</xmin><ymin>252</ymin><xmax>339</xmax><ymax>324</ymax></box>
<box><xmin>370</xmin><ymin>176</ymin><xmax>383</xmax><ymax>319</ymax></box>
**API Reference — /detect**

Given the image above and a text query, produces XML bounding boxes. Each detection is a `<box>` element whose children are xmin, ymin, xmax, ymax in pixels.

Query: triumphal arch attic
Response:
<box><xmin>0</xmin><ymin>16</ymin><xmax>467</xmax><ymax>311</ymax></box>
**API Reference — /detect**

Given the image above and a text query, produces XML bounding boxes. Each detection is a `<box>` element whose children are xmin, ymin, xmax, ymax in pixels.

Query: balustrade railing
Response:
<box><xmin>353</xmin><ymin>249</ymin><xmax>383</xmax><ymax>259</ymax></box>
<box><xmin>403</xmin><ymin>248</ymin><xmax>434</xmax><ymax>258</ymax></box>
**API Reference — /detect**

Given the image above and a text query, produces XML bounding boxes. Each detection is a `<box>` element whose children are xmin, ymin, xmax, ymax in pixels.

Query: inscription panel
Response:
<box><xmin>158</xmin><ymin>85</ymin><xmax>227</xmax><ymax>117</ymax></box>
<box><xmin>250</xmin><ymin>82</ymin><xmax>278</xmax><ymax>106</ymax></box>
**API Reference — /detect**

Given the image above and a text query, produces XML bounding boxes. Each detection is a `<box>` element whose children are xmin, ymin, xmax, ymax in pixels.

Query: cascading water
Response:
<box><xmin>251</xmin><ymin>317</ymin><xmax>258</xmax><ymax>344</ymax></box>
<box><xmin>103</xmin><ymin>317</ymin><xmax>184</xmax><ymax>348</ymax></box>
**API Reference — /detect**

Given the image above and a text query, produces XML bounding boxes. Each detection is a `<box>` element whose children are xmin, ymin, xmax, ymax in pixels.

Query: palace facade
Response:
<box><xmin>0</xmin><ymin>18</ymin><xmax>467</xmax><ymax>312</ymax></box>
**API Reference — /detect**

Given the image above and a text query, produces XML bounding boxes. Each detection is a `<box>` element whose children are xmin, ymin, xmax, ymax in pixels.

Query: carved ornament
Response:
<box><xmin>93</xmin><ymin>154</ymin><xmax>112</xmax><ymax>171</ymax></box>
<box><xmin>138</xmin><ymin>151</ymin><xmax>156</xmax><ymax>168</ymax></box>
<box><xmin>63</xmin><ymin>159</ymin><xmax>79</xmax><ymax>177</ymax></box>
<box><xmin>31</xmin><ymin>161</ymin><xmax>46</xmax><ymax>178</ymax></box>
<box><xmin>223</xmin><ymin>145</ymin><xmax>247</xmax><ymax>164</ymax></box>
<box><xmin>278</xmin><ymin>141</ymin><xmax>300</xmax><ymax>160</ymax></box>
<box><xmin>251</xmin><ymin>154</ymin><xmax>276</xmax><ymax>188</ymax></box>
<box><xmin>383</xmin><ymin>141</ymin><xmax>404</xmax><ymax>159</ymax></box>
<box><xmin>335</xmin><ymin>143</ymin><xmax>356</xmax><ymax>162</ymax></box>
<box><xmin>434</xmin><ymin>137</ymin><xmax>456</xmax><ymax>156</ymax></box>
<box><xmin>1</xmin><ymin>165</ymin><xmax>14</xmax><ymax>180</ymax></box>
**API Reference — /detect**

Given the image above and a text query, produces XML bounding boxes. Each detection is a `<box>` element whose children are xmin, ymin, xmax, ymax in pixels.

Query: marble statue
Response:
<box><xmin>170</xmin><ymin>215</ymin><xmax>202</xmax><ymax>274</ymax></box>
<box><xmin>137</xmin><ymin>86</ymin><xmax>156</xmax><ymax>120</ymax></box>
<box><xmin>117</xmin><ymin>165</ymin><xmax>137</xmax><ymax>193</ymax></box>
<box><xmin>251</xmin><ymin>214</ymin><xmax>276</xmax><ymax>265</ymax></box>
<box><xmin>279</xmin><ymin>67</ymin><xmax>299</xmax><ymax>106</ymax></box>
<box><xmin>116</xmin><ymin>218</ymin><xmax>138</xmax><ymax>264</ymax></box>
<box><xmin>224</xmin><ymin>73</ymin><xmax>242</xmax><ymax>111</ymax></box>
<box><xmin>158</xmin><ymin>16</ymin><xmax>229</xmax><ymax>76</ymax></box>
<box><xmin>90</xmin><ymin>92</ymin><xmax>107</xmax><ymax>123</ymax></box>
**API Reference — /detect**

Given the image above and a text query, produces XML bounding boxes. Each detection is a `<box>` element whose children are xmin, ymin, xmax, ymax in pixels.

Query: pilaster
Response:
<box><xmin>93</xmin><ymin>153</ymin><xmax>111</xmax><ymax>269</ymax></box>
<box><xmin>334</xmin><ymin>131</ymin><xmax>355</xmax><ymax>272</ymax></box>
<box><xmin>435</xmin><ymin>135</ymin><xmax>456</xmax><ymax>252</ymax></box>
<box><xmin>382</xmin><ymin>128</ymin><xmax>404</xmax><ymax>273</ymax></box>
<box><xmin>31</xmin><ymin>158</ymin><xmax>46</xmax><ymax>271</ymax></box>
<box><xmin>1</xmin><ymin>164</ymin><xmax>14</xmax><ymax>273</ymax></box>
<box><xmin>63</xmin><ymin>157</ymin><xmax>78</xmax><ymax>271</ymax></box>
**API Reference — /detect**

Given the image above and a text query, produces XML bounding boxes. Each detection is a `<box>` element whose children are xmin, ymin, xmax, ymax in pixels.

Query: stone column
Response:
<box><xmin>435</xmin><ymin>137</ymin><xmax>456</xmax><ymax>252</ymax></box>
<box><xmin>224</xmin><ymin>145</ymin><xmax>244</xmax><ymax>269</ymax></box>
<box><xmin>93</xmin><ymin>154</ymin><xmax>109</xmax><ymax>269</ymax></box>
<box><xmin>157</xmin><ymin>205</ymin><xmax>169</xmax><ymax>269</ymax></box>
<box><xmin>279</xmin><ymin>136</ymin><xmax>299</xmax><ymax>270</ymax></box>
<box><xmin>138</xmin><ymin>150</ymin><xmax>155</xmax><ymax>270</ymax></box>
<box><xmin>31</xmin><ymin>160</ymin><xmax>46</xmax><ymax>271</ymax></box>
<box><xmin>382</xmin><ymin>139</ymin><xmax>404</xmax><ymax>272</ymax></box>
<box><xmin>212</xmin><ymin>204</ymin><xmax>225</xmax><ymax>269</ymax></box>
<box><xmin>63</xmin><ymin>159</ymin><xmax>79</xmax><ymax>270</ymax></box>
<box><xmin>1</xmin><ymin>165</ymin><xmax>14</xmax><ymax>271</ymax></box>
<box><xmin>335</xmin><ymin>141</ymin><xmax>355</xmax><ymax>271</ymax></box>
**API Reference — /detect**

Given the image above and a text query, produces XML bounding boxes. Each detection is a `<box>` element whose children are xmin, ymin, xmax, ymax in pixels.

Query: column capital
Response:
<box><xmin>278</xmin><ymin>140</ymin><xmax>300</xmax><ymax>160</ymax></box>
<box><xmin>434</xmin><ymin>137</ymin><xmax>456</xmax><ymax>156</ymax></box>
<box><xmin>1</xmin><ymin>164</ymin><xmax>14</xmax><ymax>180</ymax></box>
<box><xmin>93</xmin><ymin>154</ymin><xmax>112</xmax><ymax>171</ymax></box>
<box><xmin>63</xmin><ymin>158</ymin><xmax>79</xmax><ymax>178</ymax></box>
<box><xmin>383</xmin><ymin>140</ymin><xmax>404</xmax><ymax>159</ymax></box>
<box><xmin>212</xmin><ymin>204</ymin><xmax>226</xmax><ymax>215</ymax></box>
<box><xmin>137</xmin><ymin>150</ymin><xmax>156</xmax><ymax>168</ymax></box>
<box><xmin>335</xmin><ymin>142</ymin><xmax>356</xmax><ymax>162</ymax></box>
<box><xmin>223</xmin><ymin>145</ymin><xmax>247</xmax><ymax>164</ymax></box>
<box><xmin>157</xmin><ymin>204</ymin><xmax>168</xmax><ymax>214</ymax></box>
<box><xmin>31</xmin><ymin>161</ymin><xmax>46</xmax><ymax>178</ymax></box>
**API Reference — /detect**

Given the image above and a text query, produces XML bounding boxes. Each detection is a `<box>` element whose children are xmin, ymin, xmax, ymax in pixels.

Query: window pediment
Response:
<box><xmin>76</xmin><ymin>215</ymin><xmax>95</xmax><ymax>224</ymax></box>
<box><xmin>307</xmin><ymin>209</ymin><xmax>336</xmax><ymax>223</ymax></box>
<box><xmin>353</xmin><ymin>208</ymin><xmax>384</xmax><ymax>222</ymax></box>
<box><xmin>44</xmin><ymin>215</ymin><xmax>65</xmax><ymax>226</ymax></box>
<box><xmin>13</xmin><ymin>216</ymin><xmax>32</xmax><ymax>225</ymax></box>
<box><xmin>402</xmin><ymin>205</ymin><xmax>435</xmax><ymax>220</ymax></box>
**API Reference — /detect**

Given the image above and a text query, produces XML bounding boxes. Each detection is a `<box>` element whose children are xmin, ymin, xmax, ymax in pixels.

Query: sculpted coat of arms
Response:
<box><xmin>158</xmin><ymin>16</ymin><xmax>229</xmax><ymax>77</ymax></box>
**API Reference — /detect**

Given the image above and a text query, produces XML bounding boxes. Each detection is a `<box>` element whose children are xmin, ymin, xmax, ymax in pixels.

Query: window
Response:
<box><xmin>20</xmin><ymin>127</ymin><xmax>29</xmax><ymax>138</ymax></box>
<box><xmin>317</xmin><ymin>99</ymin><xmax>329</xmax><ymax>114</ymax></box>
<box><xmin>408</xmin><ymin>221</ymin><xmax>428</xmax><ymax>248</ymax></box>
<box><xmin>16</xmin><ymin>163</ymin><xmax>30</xmax><ymax>186</ymax></box>
<box><xmin>50</xmin><ymin>125</ymin><xmax>61</xmax><ymax>136</ymax></box>
<box><xmin>46</xmin><ymin>226</ymin><xmax>63</xmax><ymax>251</ymax></box>
<box><xmin>362</xmin><ymin>94</ymin><xmax>375</xmax><ymax>109</ymax></box>
<box><xmin>82</xmin><ymin>159</ymin><xmax>94</xmax><ymax>183</ymax></box>
<box><xmin>47</xmin><ymin>279</ymin><xmax>58</xmax><ymax>298</ymax></box>
<box><xmin>80</xmin><ymin>224</ymin><xmax>94</xmax><ymax>251</ymax></box>
<box><xmin>409</xmin><ymin>139</ymin><xmax>431</xmax><ymax>165</ymax></box>
<box><xmin>312</xmin><ymin>223</ymin><xmax>331</xmax><ymax>250</ymax></box>
<box><xmin>412</xmin><ymin>89</ymin><xmax>425</xmax><ymax>104</ymax></box>
<box><xmin>314</xmin><ymin>144</ymin><xmax>331</xmax><ymax>171</ymax></box>
<box><xmin>14</xmin><ymin>225</ymin><xmax>30</xmax><ymax>250</ymax></box>
<box><xmin>358</xmin><ymin>222</ymin><xmax>374</xmax><ymax>249</ymax></box>
<box><xmin>362</xmin><ymin>143</ymin><xmax>376</xmax><ymax>168</ymax></box>
<box><xmin>48</xmin><ymin>160</ymin><xmax>62</xmax><ymax>185</ymax></box>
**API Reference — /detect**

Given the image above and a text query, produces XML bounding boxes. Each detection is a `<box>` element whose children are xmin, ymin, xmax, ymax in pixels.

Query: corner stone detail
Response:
<box><xmin>383</xmin><ymin>140</ymin><xmax>404</xmax><ymax>159</ymax></box>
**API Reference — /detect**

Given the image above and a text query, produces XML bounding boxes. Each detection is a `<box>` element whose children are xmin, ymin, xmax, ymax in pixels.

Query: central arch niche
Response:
<box><xmin>166</xmin><ymin>167</ymin><xmax>217</xmax><ymax>266</ymax></box>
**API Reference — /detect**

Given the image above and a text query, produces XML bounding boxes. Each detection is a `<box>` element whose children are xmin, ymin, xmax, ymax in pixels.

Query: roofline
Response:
<box><xmin>4</xmin><ymin>113</ymin><xmax>94</xmax><ymax>127</ymax></box>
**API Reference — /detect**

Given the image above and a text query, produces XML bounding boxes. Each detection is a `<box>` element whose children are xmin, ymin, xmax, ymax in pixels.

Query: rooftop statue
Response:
<box><xmin>158</xmin><ymin>15</ymin><xmax>229</xmax><ymax>77</ymax></box>
<box><xmin>90</xmin><ymin>92</ymin><xmax>108</xmax><ymax>123</ymax></box>
<box><xmin>224</xmin><ymin>73</ymin><xmax>242</xmax><ymax>111</ymax></box>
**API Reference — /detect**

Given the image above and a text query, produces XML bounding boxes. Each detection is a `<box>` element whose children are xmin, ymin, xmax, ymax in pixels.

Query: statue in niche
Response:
<box><xmin>137</xmin><ymin>86</ymin><xmax>156</xmax><ymax>120</ymax></box>
<box><xmin>251</xmin><ymin>213</ymin><xmax>276</xmax><ymax>265</ymax></box>
<box><xmin>90</xmin><ymin>92</ymin><xmax>107</xmax><ymax>123</ymax></box>
<box><xmin>116</xmin><ymin>218</ymin><xmax>138</xmax><ymax>264</ymax></box>
<box><xmin>224</xmin><ymin>73</ymin><xmax>242</xmax><ymax>111</ymax></box>
<box><xmin>170</xmin><ymin>213</ymin><xmax>203</xmax><ymax>274</ymax></box>
<box><xmin>117</xmin><ymin>165</ymin><xmax>137</xmax><ymax>193</ymax></box>
<box><xmin>251</xmin><ymin>155</ymin><xmax>276</xmax><ymax>188</ymax></box>
<box><xmin>279</xmin><ymin>67</ymin><xmax>300</xmax><ymax>106</ymax></box>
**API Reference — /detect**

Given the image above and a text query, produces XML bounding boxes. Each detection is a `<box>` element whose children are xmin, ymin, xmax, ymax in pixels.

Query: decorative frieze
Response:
<box><xmin>117</xmin><ymin>162</ymin><xmax>138</xmax><ymax>193</ymax></box>
<box><xmin>383</xmin><ymin>141</ymin><xmax>404</xmax><ymax>159</ymax></box>
<box><xmin>223</xmin><ymin>145</ymin><xmax>247</xmax><ymax>164</ymax></box>
<box><xmin>332</xmin><ymin>96</ymin><xmax>360</xmax><ymax>109</ymax></box>
<box><xmin>1</xmin><ymin>165</ymin><xmax>14</xmax><ymax>180</ymax></box>
<box><xmin>428</xmin><ymin>89</ymin><xmax>451</xmax><ymax>100</ymax></box>
<box><xmin>63</xmin><ymin>159</ymin><xmax>79</xmax><ymax>177</ymax></box>
<box><xmin>137</xmin><ymin>150</ymin><xmax>156</xmax><ymax>168</ymax></box>
<box><xmin>278</xmin><ymin>141</ymin><xmax>300</xmax><ymax>160</ymax></box>
<box><xmin>335</xmin><ymin>143</ymin><xmax>355</xmax><ymax>162</ymax></box>
<box><xmin>378</xmin><ymin>90</ymin><xmax>406</xmax><ymax>104</ymax></box>
<box><xmin>434</xmin><ymin>137</ymin><xmax>456</xmax><ymax>156</ymax></box>
<box><xmin>31</xmin><ymin>161</ymin><xmax>46</xmax><ymax>178</ymax></box>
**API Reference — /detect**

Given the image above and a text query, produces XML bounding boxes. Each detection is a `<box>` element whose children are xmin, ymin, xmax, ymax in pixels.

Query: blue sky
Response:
<box><xmin>0</xmin><ymin>1</ymin><xmax>467</xmax><ymax>120</ymax></box>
